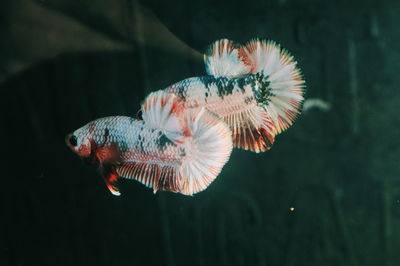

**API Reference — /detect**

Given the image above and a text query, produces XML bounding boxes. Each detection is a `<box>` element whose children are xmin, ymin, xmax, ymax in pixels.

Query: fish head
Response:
<box><xmin>65</xmin><ymin>126</ymin><xmax>93</xmax><ymax>158</ymax></box>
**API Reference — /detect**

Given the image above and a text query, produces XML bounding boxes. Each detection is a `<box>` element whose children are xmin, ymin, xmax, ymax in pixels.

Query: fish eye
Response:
<box><xmin>69</xmin><ymin>135</ymin><xmax>78</xmax><ymax>147</ymax></box>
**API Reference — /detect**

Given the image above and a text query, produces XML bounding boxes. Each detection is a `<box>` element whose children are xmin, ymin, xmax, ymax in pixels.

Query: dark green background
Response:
<box><xmin>2</xmin><ymin>0</ymin><xmax>400</xmax><ymax>265</ymax></box>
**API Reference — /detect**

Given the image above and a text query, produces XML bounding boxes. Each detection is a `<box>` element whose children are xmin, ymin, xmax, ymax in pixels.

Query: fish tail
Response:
<box><xmin>179</xmin><ymin>107</ymin><xmax>233</xmax><ymax>195</ymax></box>
<box><xmin>204</xmin><ymin>39</ymin><xmax>250</xmax><ymax>77</ymax></box>
<box><xmin>241</xmin><ymin>39</ymin><xmax>305</xmax><ymax>134</ymax></box>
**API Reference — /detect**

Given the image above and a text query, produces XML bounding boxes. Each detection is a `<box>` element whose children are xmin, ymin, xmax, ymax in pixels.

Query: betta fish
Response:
<box><xmin>158</xmin><ymin>38</ymin><xmax>305</xmax><ymax>152</ymax></box>
<box><xmin>66</xmin><ymin>38</ymin><xmax>305</xmax><ymax>196</ymax></box>
<box><xmin>66</xmin><ymin>91</ymin><xmax>232</xmax><ymax>196</ymax></box>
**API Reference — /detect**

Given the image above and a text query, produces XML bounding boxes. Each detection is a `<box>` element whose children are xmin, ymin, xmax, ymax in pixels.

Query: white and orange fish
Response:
<box><xmin>161</xmin><ymin>38</ymin><xmax>305</xmax><ymax>152</ymax></box>
<box><xmin>66</xmin><ymin>38</ymin><xmax>305</xmax><ymax>196</ymax></box>
<box><xmin>66</xmin><ymin>91</ymin><xmax>232</xmax><ymax>196</ymax></box>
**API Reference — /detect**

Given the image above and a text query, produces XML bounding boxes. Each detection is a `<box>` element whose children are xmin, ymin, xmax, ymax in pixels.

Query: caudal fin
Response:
<box><xmin>241</xmin><ymin>39</ymin><xmax>305</xmax><ymax>134</ymax></box>
<box><xmin>204</xmin><ymin>39</ymin><xmax>250</xmax><ymax>77</ymax></box>
<box><xmin>204</xmin><ymin>38</ymin><xmax>305</xmax><ymax>138</ymax></box>
<box><xmin>179</xmin><ymin>107</ymin><xmax>233</xmax><ymax>195</ymax></box>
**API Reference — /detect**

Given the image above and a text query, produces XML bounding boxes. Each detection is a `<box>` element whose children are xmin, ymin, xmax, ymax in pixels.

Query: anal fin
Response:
<box><xmin>224</xmin><ymin>105</ymin><xmax>275</xmax><ymax>153</ymax></box>
<box><xmin>116</xmin><ymin>161</ymin><xmax>180</xmax><ymax>194</ymax></box>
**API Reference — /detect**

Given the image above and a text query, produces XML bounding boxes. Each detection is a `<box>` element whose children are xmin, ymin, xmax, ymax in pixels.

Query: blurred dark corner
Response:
<box><xmin>1</xmin><ymin>0</ymin><xmax>400</xmax><ymax>266</ymax></box>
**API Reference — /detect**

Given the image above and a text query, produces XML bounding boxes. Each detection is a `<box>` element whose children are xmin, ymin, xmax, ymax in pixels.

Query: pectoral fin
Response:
<box><xmin>101</xmin><ymin>164</ymin><xmax>121</xmax><ymax>196</ymax></box>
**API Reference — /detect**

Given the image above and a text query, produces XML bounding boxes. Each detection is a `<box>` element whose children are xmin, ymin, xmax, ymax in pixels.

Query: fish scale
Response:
<box><xmin>79</xmin><ymin>116</ymin><xmax>182</xmax><ymax>165</ymax></box>
<box><xmin>166</xmin><ymin>75</ymin><xmax>256</xmax><ymax>115</ymax></box>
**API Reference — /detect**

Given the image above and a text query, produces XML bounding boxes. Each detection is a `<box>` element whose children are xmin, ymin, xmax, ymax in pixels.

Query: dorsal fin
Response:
<box><xmin>240</xmin><ymin>39</ymin><xmax>283</xmax><ymax>74</ymax></box>
<box><xmin>204</xmin><ymin>39</ymin><xmax>250</xmax><ymax>77</ymax></box>
<box><xmin>141</xmin><ymin>90</ymin><xmax>186</xmax><ymax>144</ymax></box>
